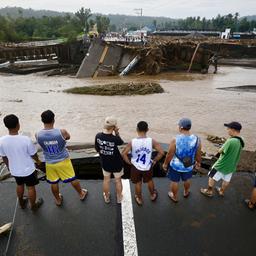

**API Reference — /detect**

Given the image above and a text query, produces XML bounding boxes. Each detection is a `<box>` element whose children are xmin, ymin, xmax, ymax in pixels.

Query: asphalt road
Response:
<box><xmin>0</xmin><ymin>173</ymin><xmax>255</xmax><ymax>256</ymax></box>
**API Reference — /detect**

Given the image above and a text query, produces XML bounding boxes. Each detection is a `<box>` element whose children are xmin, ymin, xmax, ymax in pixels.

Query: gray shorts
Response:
<box><xmin>102</xmin><ymin>169</ymin><xmax>124</xmax><ymax>178</ymax></box>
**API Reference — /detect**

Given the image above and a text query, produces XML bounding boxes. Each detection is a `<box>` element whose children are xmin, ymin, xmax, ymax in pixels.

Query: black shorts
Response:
<box><xmin>254</xmin><ymin>177</ymin><xmax>256</xmax><ymax>188</ymax></box>
<box><xmin>130</xmin><ymin>165</ymin><xmax>153</xmax><ymax>184</ymax></box>
<box><xmin>14</xmin><ymin>171</ymin><xmax>39</xmax><ymax>187</ymax></box>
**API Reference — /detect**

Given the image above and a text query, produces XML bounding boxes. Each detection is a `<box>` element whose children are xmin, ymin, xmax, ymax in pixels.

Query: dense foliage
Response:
<box><xmin>0</xmin><ymin>7</ymin><xmax>255</xmax><ymax>42</ymax></box>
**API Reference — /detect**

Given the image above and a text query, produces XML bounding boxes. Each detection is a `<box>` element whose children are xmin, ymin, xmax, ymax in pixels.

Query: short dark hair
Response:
<box><xmin>137</xmin><ymin>121</ymin><xmax>148</xmax><ymax>132</ymax></box>
<box><xmin>3</xmin><ymin>114</ymin><xmax>19</xmax><ymax>129</ymax></box>
<box><xmin>41</xmin><ymin>110</ymin><xmax>55</xmax><ymax>124</ymax></box>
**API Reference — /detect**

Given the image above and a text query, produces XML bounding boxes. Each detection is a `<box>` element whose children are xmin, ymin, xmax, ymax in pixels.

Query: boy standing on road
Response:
<box><xmin>95</xmin><ymin>117</ymin><xmax>124</xmax><ymax>204</ymax></box>
<box><xmin>0</xmin><ymin>114</ymin><xmax>43</xmax><ymax>211</ymax></box>
<box><xmin>163</xmin><ymin>118</ymin><xmax>201</xmax><ymax>203</ymax></box>
<box><xmin>36</xmin><ymin>110</ymin><xmax>87</xmax><ymax>206</ymax></box>
<box><xmin>122</xmin><ymin>121</ymin><xmax>164</xmax><ymax>206</ymax></box>
<box><xmin>200</xmin><ymin>122</ymin><xmax>244</xmax><ymax>197</ymax></box>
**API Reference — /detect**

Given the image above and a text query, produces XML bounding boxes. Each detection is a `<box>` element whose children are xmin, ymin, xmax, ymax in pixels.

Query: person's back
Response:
<box><xmin>170</xmin><ymin>134</ymin><xmax>198</xmax><ymax>172</ymax></box>
<box><xmin>213</xmin><ymin>137</ymin><xmax>244</xmax><ymax>174</ymax></box>
<box><xmin>200</xmin><ymin>121</ymin><xmax>244</xmax><ymax>197</ymax></box>
<box><xmin>131</xmin><ymin>137</ymin><xmax>153</xmax><ymax>171</ymax></box>
<box><xmin>95</xmin><ymin>117</ymin><xmax>124</xmax><ymax>204</ymax></box>
<box><xmin>0</xmin><ymin>135</ymin><xmax>36</xmax><ymax>176</ymax></box>
<box><xmin>95</xmin><ymin>132</ymin><xmax>123</xmax><ymax>172</ymax></box>
<box><xmin>0</xmin><ymin>114</ymin><xmax>43</xmax><ymax>211</ymax></box>
<box><xmin>36</xmin><ymin>110</ymin><xmax>88</xmax><ymax>206</ymax></box>
<box><xmin>37</xmin><ymin>128</ymin><xmax>69</xmax><ymax>164</ymax></box>
<box><xmin>122</xmin><ymin>121</ymin><xmax>164</xmax><ymax>205</ymax></box>
<box><xmin>163</xmin><ymin>118</ymin><xmax>201</xmax><ymax>203</ymax></box>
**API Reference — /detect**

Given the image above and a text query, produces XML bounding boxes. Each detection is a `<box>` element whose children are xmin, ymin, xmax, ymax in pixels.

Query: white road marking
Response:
<box><xmin>122</xmin><ymin>179</ymin><xmax>138</xmax><ymax>256</ymax></box>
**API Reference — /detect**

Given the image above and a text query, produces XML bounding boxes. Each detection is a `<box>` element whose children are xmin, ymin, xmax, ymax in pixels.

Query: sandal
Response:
<box><xmin>150</xmin><ymin>190</ymin><xmax>158</xmax><ymax>201</ymax></box>
<box><xmin>80</xmin><ymin>188</ymin><xmax>88</xmax><ymax>201</ymax></box>
<box><xmin>103</xmin><ymin>192</ymin><xmax>110</xmax><ymax>204</ymax></box>
<box><xmin>168</xmin><ymin>191</ymin><xmax>178</xmax><ymax>203</ymax></box>
<box><xmin>200</xmin><ymin>188</ymin><xmax>213</xmax><ymax>197</ymax></box>
<box><xmin>55</xmin><ymin>194</ymin><xmax>63</xmax><ymax>206</ymax></box>
<box><xmin>134</xmin><ymin>194</ymin><xmax>143</xmax><ymax>206</ymax></box>
<box><xmin>20</xmin><ymin>196</ymin><xmax>28</xmax><ymax>209</ymax></box>
<box><xmin>215</xmin><ymin>186</ymin><xmax>224</xmax><ymax>197</ymax></box>
<box><xmin>244</xmin><ymin>199</ymin><xmax>256</xmax><ymax>210</ymax></box>
<box><xmin>183</xmin><ymin>191</ymin><xmax>190</xmax><ymax>198</ymax></box>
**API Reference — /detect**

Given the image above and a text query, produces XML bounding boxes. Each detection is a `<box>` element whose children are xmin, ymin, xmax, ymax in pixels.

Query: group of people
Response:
<box><xmin>0</xmin><ymin>110</ymin><xmax>255</xmax><ymax>234</ymax></box>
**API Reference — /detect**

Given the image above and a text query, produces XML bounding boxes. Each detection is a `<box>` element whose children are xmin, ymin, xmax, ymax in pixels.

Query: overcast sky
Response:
<box><xmin>0</xmin><ymin>0</ymin><xmax>255</xmax><ymax>18</ymax></box>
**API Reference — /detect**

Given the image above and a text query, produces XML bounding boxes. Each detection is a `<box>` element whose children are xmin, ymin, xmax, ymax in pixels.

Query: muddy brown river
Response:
<box><xmin>0</xmin><ymin>66</ymin><xmax>255</xmax><ymax>153</ymax></box>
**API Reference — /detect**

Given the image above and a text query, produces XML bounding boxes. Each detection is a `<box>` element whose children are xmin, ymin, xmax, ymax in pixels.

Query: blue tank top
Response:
<box><xmin>36</xmin><ymin>128</ymin><xmax>69</xmax><ymax>164</ymax></box>
<box><xmin>170</xmin><ymin>134</ymin><xmax>198</xmax><ymax>172</ymax></box>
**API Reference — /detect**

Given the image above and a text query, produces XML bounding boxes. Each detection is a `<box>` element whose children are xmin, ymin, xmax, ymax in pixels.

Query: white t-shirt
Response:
<box><xmin>0</xmin><ymin>135</ymin><xmax>36</xmax><ymax>177</ymax></box>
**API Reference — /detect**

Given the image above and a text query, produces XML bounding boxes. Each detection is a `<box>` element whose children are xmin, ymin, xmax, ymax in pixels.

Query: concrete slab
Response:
<box><xmin>76</xmin><ymin>40</ymin><xmax>105</xmax><ymax>78</ymax></box>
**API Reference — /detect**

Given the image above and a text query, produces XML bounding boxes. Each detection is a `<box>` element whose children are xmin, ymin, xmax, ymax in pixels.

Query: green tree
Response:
<box><xmin>75</xmin><ymin>7</ymin><xmax>92</xmax><ymax>33</ymax></box>
<box><xmin>95</xmin><ymin>15</ymin><xmax>110</xmax><ymax>34</ymax></box>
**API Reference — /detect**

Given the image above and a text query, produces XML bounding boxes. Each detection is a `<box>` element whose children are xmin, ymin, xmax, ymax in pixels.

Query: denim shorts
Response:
<box><xmin>167</xmin><ymin>167</ymin><xmax>192</xmax><ymax>182</ymax></box>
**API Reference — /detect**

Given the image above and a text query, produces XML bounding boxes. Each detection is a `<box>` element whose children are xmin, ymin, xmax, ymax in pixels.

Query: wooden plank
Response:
<box><xmin>92</xmin><ymin>45</ymin><xmax>109</xmax><ymax>78</ymax></box>
<box><xmin>187</xmin><ymin>43</ymin><xmax>201</xmax><ymax>73</ymax></box>
<box><xmin>99</xmin><ymin>46</ymin><xmax>109</xmax><ymax>64</ymax></box>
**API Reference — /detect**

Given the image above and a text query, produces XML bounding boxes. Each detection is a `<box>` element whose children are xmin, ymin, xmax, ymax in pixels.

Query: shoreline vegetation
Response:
<box><xmin>64</xmin><ymin>82</ymin><xmax>164</xmax><ymax>95</ymax></box>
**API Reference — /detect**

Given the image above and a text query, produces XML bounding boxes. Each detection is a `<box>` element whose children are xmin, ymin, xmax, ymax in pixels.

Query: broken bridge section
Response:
<box><xmin>76</xmin><ymin>39</ymin><xmax>124</xmax><ymax>78</ymax></box>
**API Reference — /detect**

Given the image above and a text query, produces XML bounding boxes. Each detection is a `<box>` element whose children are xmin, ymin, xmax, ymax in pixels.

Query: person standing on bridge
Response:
<box><xmin>200</xmin><ymin>122</ymin><xmax>244</xmax><ymax>197</ymax></box>
<box><xmin>122</xmin><ymin>121</ymin><xmax>164</xmax><ymax>206</ymax></box>
<box><xmin>0</xmin><ymin>114</ymin><xmax>43</xmax><ymax>211</ymax></box>
<box><xmin>162</xmin><ymin>118</ymin><xmax>201</xmax><ymax>203</ymax></box>
<box><xmin>36</xmin><ymin>110</ymin><xmax>88</xmax><ymax>206</ymax></box>
<box><xmin>95</xmin><ymin>117</ymin><xmax>124</xmax><ymax>204</ymax></box>
<box><xmin>244</xmin><ymin>176</ymin><xmax>256</xmax><ymax>210</ymax></box>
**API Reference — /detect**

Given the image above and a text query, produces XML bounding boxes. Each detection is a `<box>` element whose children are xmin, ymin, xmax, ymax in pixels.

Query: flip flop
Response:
<box><xmin>244</xmin><ymin>199</ymin><xmax>256</xmax><ymax>210</ymax></box>
<box><xmin>215</xmin><ymin>186</ymin><xmax>224</xmax><ymax>197</ymax></box>
<box><xmin>168</xmin><ymin>191</ymin><xmax>178</xmax><ymax>203</ymax></box>
<box><xmin>0</xmin><ymin>223</ymin><xmax>12</xmax><ymax>235</ymax></box>
<box><xmin>55</xmin><ymin>193</ymin><xmax>63</xmax><ymax>206</ymax></box>
<box><xmin>80</xmin><ymin>188</ymin><xmax>88</xmax><ymax>201</ymax></box>
<box><xmin>183</xmin><ymin>191</ymin><xmax>190</xmax><ymax>198</ymax></box>
<box><xmin>150</xmin><ymin>189</ymin><xmax>158</xmax><ymax>201</ymax></box>
<box><xmin>134</xmin><ymin>194</ymin><xmax>143</xmax><ymax>206</ymax></box>
<box><xmin>200</xmin><ymin>188</ymin><xmax>213</xmax><ymax>197</ymax></box>
<box><xmin>103</xmin><ymin>192</ymin><xmax>110</xmax><ymax>204</ymax></box>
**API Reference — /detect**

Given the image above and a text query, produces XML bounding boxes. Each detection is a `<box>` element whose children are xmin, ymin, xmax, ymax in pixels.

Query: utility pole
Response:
<box><xmin>134</xmin><ymin>8</ymin><xmax>143</xmax><ymax>40</ymax></box>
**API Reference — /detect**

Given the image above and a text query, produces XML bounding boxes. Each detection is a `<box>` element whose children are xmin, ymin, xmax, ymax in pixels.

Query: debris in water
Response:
<box><xmin>64</xmin><ymin>82</ymin><xmax>164</xmax><ymax>96</ymax></box>
<box><xmin>207</xmin><ymin>135</ymin><xmax>226</xmax><ymax>145</ymax></box>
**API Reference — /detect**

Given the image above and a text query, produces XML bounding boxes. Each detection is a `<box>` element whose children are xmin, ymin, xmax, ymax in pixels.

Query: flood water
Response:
<box><xmin>0</xmin><ymin>66</ymin><xmax>255</xmax><ymax>153</ymax></box>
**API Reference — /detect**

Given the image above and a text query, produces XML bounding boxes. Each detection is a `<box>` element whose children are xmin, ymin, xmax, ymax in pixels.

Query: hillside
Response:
<box><xmin>0</xmin><ymin>6</ymin><xmax>175</xmax><ymax>27</ymax></box>
<box><xmin>0</xmin><ymin>6</ymin><xmax>71</xmax><ymax>18</ymax></box>
<box><xmin>245</xmin><ymin>15</ymin><xmax>256</xmax><ymax>21</ymax></box>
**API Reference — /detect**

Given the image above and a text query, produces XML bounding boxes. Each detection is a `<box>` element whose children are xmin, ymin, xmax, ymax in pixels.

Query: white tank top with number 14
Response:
<box><xmin>131</xmin><ymin>137</ymin><xmax>153</xmax><ymax>171</ymax></box>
